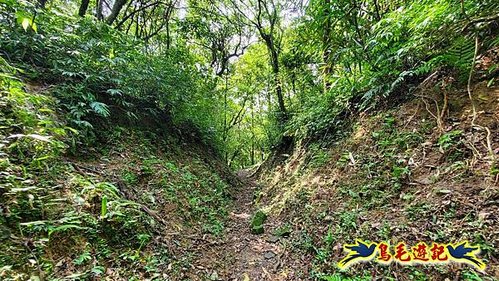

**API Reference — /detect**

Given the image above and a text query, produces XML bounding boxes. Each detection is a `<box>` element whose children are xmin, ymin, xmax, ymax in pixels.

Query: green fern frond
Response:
<box><xmin>446</xmin><ymin>36</ymin><xmax>475</xmax><ymax>68</ymax></box>
<box><xmin>428</xmin><ymin>35</ymin><xmax>476</xmax><ymax>78</ymax></box>
<box><xmin>488</xmin><ymin>35</ymin><xmax>499</xmax><ymax>47</ymax></box>
<box><xmin>89</xmin><ymin>101</ymin><xmax>110</xmax><ymax>117</ymax></box>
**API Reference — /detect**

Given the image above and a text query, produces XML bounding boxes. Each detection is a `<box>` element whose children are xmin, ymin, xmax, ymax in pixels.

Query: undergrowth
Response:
<box><xmin>0</xmin><ymin>58</ymin><xmax>232</xmax><ymax>279</ymax></box>
<box><xmin>257</xmin><ymin>95</ymin><xmax>498</xmax><ymax>279</ymax></box>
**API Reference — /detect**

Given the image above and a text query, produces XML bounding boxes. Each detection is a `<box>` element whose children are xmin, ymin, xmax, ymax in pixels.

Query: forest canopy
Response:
<box><xmin>1</xmin><ymin>0</ymin><xmax>498</xmax><ymax>168</ymax></box>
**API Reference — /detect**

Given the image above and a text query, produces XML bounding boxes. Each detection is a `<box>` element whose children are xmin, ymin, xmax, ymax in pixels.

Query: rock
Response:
<box><xmin>264</xmin><ymin>251</ymin><xmax>276</xmax><ymax>259</ymax></box>
<box><xmin>267</xmin><ymin>235</ymin><xmax>279</xmax><ymax>243</ymax></box>
<box><xmin>250</xmin><ymin>210</ymin><xmax>267</xmax><ymax>234</ymax></box>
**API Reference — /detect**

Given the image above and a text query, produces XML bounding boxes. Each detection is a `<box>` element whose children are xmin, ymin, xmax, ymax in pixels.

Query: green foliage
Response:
<box><xmin>438</xmin><ymin>130</ymin><xmax>468</xmax><ymax>161</ymax></box>
<box><xmin>1</xmin><ymin>0</ymin><xmax>498</xmax><ymax>278</ymax></box>
<box><xmin>250</xmin><ymin>210</ymin><xmax>267</xmax><ymax>234</ymax></box>
<box><xmin>0</xmin><ymin>59</ymin><xmax>164</xmax><ymax>278</ymax></box>
<box><xmin>308</xmin><ymin>143</ymin><xmax>331</xmax><ymax>168</ymax></box>
<box><xmin>0</xmin><ymin>0</ymin><xmax>223</xmax><ymax>148</ymax></box>
<box><xmin>274</xmin><ymin>223</ymin><xmax>292</xmax><ymax>237</ymax></box>
<box><xmin>122</xmin><ymin>170</ymin><xmax>138</xmax><ymax>185</ymax></box>
<box><xmin>438</xmin><ymin>130</ymin><xmax>463</xmax><ymax>150</ymax></box>
<box><xmin>100</xmin><ymin>195</ymin><xmax>108</xmax><ymax>218</ymax></box>
<box><xmin>73</xmin><ymin>251</ymin><xmax>92</xmax><ymax>266</ymax></box>
<box><xmin>338</xmin><ymin>211</ymin><xmax>358</xmax><ymax>231</ymax></box>
<box><xmin>430</xmin><ymin>36</ymin><xmax>476</xmax><ymax>78</ymax></box>
<box><xmin>285</xmin><ymin>0</ymin><xmax>499</xmax><ymax>142</ymax></box>
<box><xmin>221</xmin><ymin>44</ymin><xmax>280</xmax><ymax>168</ymax></box>
<box><xmin>319</xmin><ymin>273</ymin><xmax>372</xmax><ymax>281</ymax></box>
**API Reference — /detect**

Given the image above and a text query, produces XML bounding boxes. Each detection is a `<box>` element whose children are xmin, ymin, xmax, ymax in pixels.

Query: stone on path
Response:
<box><xmin>250</xmin><ymin>210</ymin><xmax>267</xmax><ymax>234</ymax></box>
<box><xmin>264</xmin><ymin>251</ymin><xmax>276</xmax><ymax>259</ymax></box>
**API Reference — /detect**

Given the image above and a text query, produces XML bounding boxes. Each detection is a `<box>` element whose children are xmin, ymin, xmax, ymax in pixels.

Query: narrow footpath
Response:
<box><xmin>193</xmin><ymin>171</ymin><xmax>285</xmax><ymax>280</ymax></box>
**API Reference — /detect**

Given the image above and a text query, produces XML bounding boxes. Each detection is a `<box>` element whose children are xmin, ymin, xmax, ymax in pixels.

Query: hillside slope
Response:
<box><xmin>2</xmin><ymin>44</ymin><xmax>498</xmax><ymax>281</ymax></box>
<box><xmin>2</xmin><ymin>0</ymin><xmax>499</xmax><ymax>280</ymax></box>
<box><xmin>249</xmin><ymin>70</ymin><xmax>499</xmax><ymax>279</ymax></box>
<box><xmin>0</xmin><ymin>65</ymin><xmax>240</xmax><ymax>280</ymax></box>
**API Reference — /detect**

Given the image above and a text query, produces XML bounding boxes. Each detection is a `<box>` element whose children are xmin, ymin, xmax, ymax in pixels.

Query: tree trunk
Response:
<box><xmin>96</xmin><ymin>0</ymin><xmax>104</xmax><ymax>20</ymax></box>
<box><xmin>271</xmin><ymin>49</ymin><xmax>287</xmax><ymax>122</ymax></box>
<box><xmin>37</xmin><ymin>0</ymin><xmax>48</xmax><ymax>8</ymax></box>
<box><xmin>373</xmin><ymin>0</ymin><xmax>381</xmax><ymax>20</ymax></box>
<box><xmin>263</xmin><ymin>37</ymin><xmax>287</xmax><ymax>122</ymax></box>
<box><xmin>78</xmin><ymin>0</ymin><xmax>90</xmax><ymax>17</ymax></box>
<box><xmin>107</xmin><ymin>0</ymin><xmax>127</xmax><ymax>25</ymax></box>
<box><xmin>250</xmin><ymin>99</ymin><xmax>255</xmax><ymax>165</ymax></box>
<box><xmin>322</xmin><ymin>0</ymin><xmax>332</xmax><ymax>93</ymax></box>
<box><xmin>166</xmin><ymin>21</ymin><xmax>171</xmax><ymax>49</ymax></box>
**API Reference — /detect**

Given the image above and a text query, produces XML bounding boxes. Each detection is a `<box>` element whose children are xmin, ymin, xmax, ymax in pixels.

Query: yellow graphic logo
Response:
<box><xmin>338</xmin><ymin>240</ymin><xmax>485</xmax><ymax>271</ymax></box>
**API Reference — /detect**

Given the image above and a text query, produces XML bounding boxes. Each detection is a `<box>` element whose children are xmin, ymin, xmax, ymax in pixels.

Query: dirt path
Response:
<box><xmin>194</xmin><ymin>172</ymin><xmax>284</xmax><ymax>280</ymax></box>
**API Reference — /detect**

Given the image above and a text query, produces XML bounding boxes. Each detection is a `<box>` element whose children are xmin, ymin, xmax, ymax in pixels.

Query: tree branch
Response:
<box><xmin>462</xmin><ymin>13</ymin><xmax>499</xmax><ymax>32</ymax></box>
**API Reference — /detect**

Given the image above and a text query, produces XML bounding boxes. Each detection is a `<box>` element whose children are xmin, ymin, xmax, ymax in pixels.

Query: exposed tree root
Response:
<box><xmin>467</xmin><ymin>35</ymin><xmax>496</xmax><ymax>164</ymax></box>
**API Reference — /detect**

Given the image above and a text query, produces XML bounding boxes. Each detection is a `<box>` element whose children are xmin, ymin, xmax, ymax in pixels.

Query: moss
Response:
<box><xmin>250</xmin><ymin>210</ymin><xmax>267</xmax><ymax>234</ymax></box>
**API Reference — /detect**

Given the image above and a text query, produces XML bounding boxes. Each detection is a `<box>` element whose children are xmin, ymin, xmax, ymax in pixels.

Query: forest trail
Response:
<box><xmin>3</xmin><ymin>1</ymin><xmax>499</xmax><ymax>279</ymax></box>
<box><xmin>193</xmin><ymin>171</ymin><xmax>284</xmax><ymax>281</ymax></box>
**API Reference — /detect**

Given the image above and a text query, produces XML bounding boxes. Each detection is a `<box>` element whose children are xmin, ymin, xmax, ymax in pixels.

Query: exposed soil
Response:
<box><xmin>14</xmin><ymin>68</ymin><xmax>498</xmax><ymax>281</ymax></box>
<box><xmin>192</xmin><ymin>171</ymin><xmax>285</xmax><ymax>280</ymax></box>
<box><xmin>186</xmin><ymin>84</ymin><xmax>499</xmax><ymax>281</ymax></box>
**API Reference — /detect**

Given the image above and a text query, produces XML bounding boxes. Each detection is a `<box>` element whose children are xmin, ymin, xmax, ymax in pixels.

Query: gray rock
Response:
<box><xmin>264</xmin><ymin>251</ymin><xmax>276</xmax><ymax>259</ymax></box>
<box><xmin>267</xmin><ymin>236</ymin><xmax>279</xmax><ymax>243</ymax></box>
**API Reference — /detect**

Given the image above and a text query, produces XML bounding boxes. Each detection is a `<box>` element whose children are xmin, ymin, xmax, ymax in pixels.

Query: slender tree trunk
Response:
<box><xmin>265</xmin><ymin>40</ymin><xmax>287</xmax><ymax>122</ymax></box>
<box><xmin>96</xmin><ymin>0</ymin><xmax>104</xmax><ymax>20</ymax></box>
<box><xmin>251</xmin><ymin>141</ymin><xmax>255</xmax><ymax>165</ymax></box>
<box><xmin>38</xmin><ymin>0</ymin><xmax>48</xmax><ymax>8</ymax></box>
<box><xmin>78</xmin><ymin>0</ymin><xmax>90</xmax><ymax>17</ymax></box>
<box><xmin>165</xmin><ymin>3</ymin><xmax>175</xmax><ymax>49</ymax></box>
<box><xmin>107</xmin><ymin>0</ymin><xmax>127</xmax><ymax>25</ymax></box>
<box><xmin>134</xmin><ymin>9</ymin><xmax>140</xmax><ymax>37</ymax></box>
<box><xmin>322</xmin><ymin>0</ymin><xmax>332</xmax><ymax>93</ymax></box>
<box><xmin>272</xmin><ymin>59</ymin><xmax>286</xmax><ymax>121</ymax></box>
<box><xmin>250</xmin><ymin>98</ymin><xmax>255</xmax><ymax>165</ymax></box>
<box><xmin>252</xmin><ymin>0</ymin><xmax>287</xmax><ymax>123</ymax></box>
<box><xmin>223</xmin><ymin>80</ymin><xmax>228</xmax><ymax>162</ymax></box>
<box><xmin>373</xmin><ymin>0</ymin><xmax>381</xmax><ymax>20</ymax></box>
<box><xmin>166</xmin><ymin>22</ymin><xmax>171</xmax><ymax>49</ymax></box>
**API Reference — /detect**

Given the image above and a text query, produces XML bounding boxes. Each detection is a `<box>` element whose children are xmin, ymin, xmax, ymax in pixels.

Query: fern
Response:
<box><xmin>0</xmin><ymin>57</ymin><xmax>18</xmax><ymax>74</ymax></box>
<box><xmin>486</xmin><ymin>35</ymin><xmax>499</xmax><ymax>48</ymax></box>
<box><xmin>441</xmin><ymin>36</ymin><xmax>475</xmax><ymax>73</ymax></box>
<box><xmin>90</xmin><ymin>101</ymin><xmax>110</xmax><ymax>117</ymax></box>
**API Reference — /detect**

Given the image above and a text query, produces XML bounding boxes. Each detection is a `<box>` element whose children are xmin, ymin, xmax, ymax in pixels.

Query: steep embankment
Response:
<box><xmin>2</xmin><ymin>41</ymin><xmax>498</xmax><ymax>281</ymax></box>
<box><xmin>0</xmin><ymin>69</ymin><xmax>239</xmax><ymax>280</ymax></box>
<box><xmin>0</xmin><ymin>71</ymin><xmax>289</xmax><ymax>280</ymax></box>
<box><xmin>249</xmin><ymin>73</ymin><xmax>499</xmax><ymax>278</ymax></box>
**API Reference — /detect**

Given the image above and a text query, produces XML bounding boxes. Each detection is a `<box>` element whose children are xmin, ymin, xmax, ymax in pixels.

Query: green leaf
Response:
<box><xmin>106</xmin><ymin>88</ymin><xmax>122</xmax><ymax>96</ymax></box>
<box><xmin>31</xmin><ymin>22</ymin><xmax>37</xmax><ymax>33</ymax></box>
<box><xmin>21</xmin><ymin>18</ymin><xmax>30</xmax><ymax>31</ymax></box>
<box><xmin>487</xmin><ymin>78</ymin><xmax>495</xmax><ymax>87</ymax></box>
<box><xmin>91</xmin><ymin>266</ymin><xmax>105</xmax><ymax>275</ymax></box>
<box><xmin>101</xmin><ymin>195</ymin><xmax>108</xmax><ymax>219</ymax></box>
<box><xmin>48</xmin><ymin>224</ymin><xmax>86</xmax><ymax>236</ymax></box>
<box><xmin>90</xmin><ymin>101</ymin><xmax>110</xmax><ymax>117</ymax></box>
